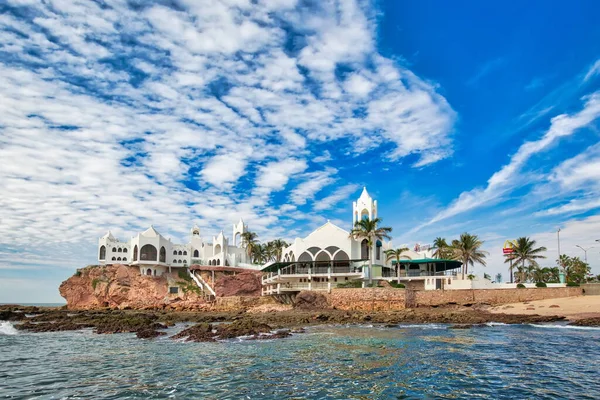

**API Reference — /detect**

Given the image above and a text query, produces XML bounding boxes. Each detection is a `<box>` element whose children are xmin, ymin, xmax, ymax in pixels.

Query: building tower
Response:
<box><xmin>232</xmin><ymin>218</ymin><xmax>247</xmax><ymax>246</ymax></box>
<box><xmin>353</xmin><ymin>187</ymin><xmax>377</xmax><ymax>224</ymax></box>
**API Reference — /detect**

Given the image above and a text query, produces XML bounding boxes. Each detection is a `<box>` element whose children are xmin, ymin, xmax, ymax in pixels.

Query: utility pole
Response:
<box><xmin>557</xmin><ymin>228</ymin><xmax>561</xmax><ymax>262</ymax></box>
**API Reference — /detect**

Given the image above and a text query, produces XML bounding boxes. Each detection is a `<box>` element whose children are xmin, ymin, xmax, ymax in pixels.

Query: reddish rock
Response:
<box><xmin>549</xmin><ymin>305</ymin><xmax>560</xmax><ymax>308</ymax></box>
<box><xmin>294</xmin><ymin>291</ymin><xmax>331</xmax><ymax>310</ymax></box>
<box><xmin>59</xmin><ymin>265</ymin><xmax>206</xmax><ymax>310</ymax></box>
<box><xmin>214</xmin><ymin>271</ymin><xmax>262</xmax><ymax>297</ymax></box>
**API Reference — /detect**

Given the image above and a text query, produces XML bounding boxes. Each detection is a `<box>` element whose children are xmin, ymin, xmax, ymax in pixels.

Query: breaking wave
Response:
<box><xmin>0</xmin><ymin>321</ymin><xmax>18</xmax><ymax>335</ymax></box>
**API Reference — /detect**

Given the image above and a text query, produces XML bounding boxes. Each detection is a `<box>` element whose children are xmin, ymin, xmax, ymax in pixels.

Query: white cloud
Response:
<box><xmin>201</xmin><ymin>155</ymin><xmax>248</xmax><ymax>186</ymax></box>
<box><xmin>414</xmin><ymin>91</ymin><xmax>600</xmax><ymax>230</ymax></box>
<box><xmin>584</xmin><ymin>59</ymin><xmax>600</xmax><ymax>82</ymax></box>
<box><xmin>255</xmin><ymin>158</ymin><xmax>307</xmax><ymax>194</ymax></box>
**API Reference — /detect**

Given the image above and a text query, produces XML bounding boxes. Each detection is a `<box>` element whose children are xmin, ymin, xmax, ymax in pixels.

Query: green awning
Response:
<box><xmin>391</xmin><ymin>258</ymin><xmax>462</xmax><ymax>272</ymax></box>
<box><xmin>260</xmin><ymin>258</ymin><xmax>367</xmax><ymax>273</ymax></box>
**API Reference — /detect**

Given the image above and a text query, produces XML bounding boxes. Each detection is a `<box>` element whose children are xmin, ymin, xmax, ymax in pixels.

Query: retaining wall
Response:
<box><xmin>326</xmin><ymin>287</ymin><xmax>582</xmax><ymax>310</ymax></box>
<box><xmin>582</xmin><ymin>283</ymin><xmax>600</xmax><ymax>296</ymax></box>
<box><xmin>328</xmin><ymin>288</ymin><xmax>406</xmax><ymax>311</ymax></box>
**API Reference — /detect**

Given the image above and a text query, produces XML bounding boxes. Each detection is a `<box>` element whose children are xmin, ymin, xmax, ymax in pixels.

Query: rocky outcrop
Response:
<box><xmin>59</xmin><ymin>265</ymin><xmax>207</xmax><ymax>310</ymax></box>
<box><xmin>214</xmin><ymin>271</ymin><xmax>262</xmax><ymax>297</ymax></box>
<box><xmin>294</xmin><ymin>291</ymin><xmax>331</xmax><ymax>310</ymax></box>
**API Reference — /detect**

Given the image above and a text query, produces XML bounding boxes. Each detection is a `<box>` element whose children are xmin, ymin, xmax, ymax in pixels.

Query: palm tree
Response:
<box><xmin>384</xmin><ymin>247</ymin><xmax>411</xmax><ymax>278</ymax></box>
<box><xmin>495</xmin><ymin>273</ymin><xmax>503</xmax><ymax>283</ymax></box>
<box><xmin>269</xmin><ymin>239</ymin><xmax>289</xmax><ymax>262</ymax></box>
<box><xmin>451</xmin><ymin>233</ymin><xmax>489</xmax><ymax>280</ymax></box>
<box><xmin>252</xmin><ymin>243</ymin><xmax>269</xmax><ymax>264</ymax></box>
<box><xmin>504</xmin><ymin>237</ymin><xmax>546</xmax><ymax>283</ymax></box>
<box><xmin>349</xmin><ymin>218</ymin><xmax>392</xmax><ymax>285</ymax></box>
<box><xmin>241</xmin><ymin>231</ymin><xmax>259</xmax><ymax>263</ymax></box>
<box><xmin>264</xmin><ymin>242</ymin><xmax>277</xmax><ymax>262</ymax></box>
<box><xmin>432</xmin><ymin>237</ymin><xmax>451</xmax><ymax>259</ymax></box>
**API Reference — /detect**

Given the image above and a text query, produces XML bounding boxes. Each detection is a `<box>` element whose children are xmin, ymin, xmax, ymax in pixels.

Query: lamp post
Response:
<box><xmin>575</xmin><ymin>245</ymin><xmax>594</xmax><ymax>263</ymax></box>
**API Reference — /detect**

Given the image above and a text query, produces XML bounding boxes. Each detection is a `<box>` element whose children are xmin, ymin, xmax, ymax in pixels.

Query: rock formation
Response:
<box><xmin>214</xmin><ymin>270</ymin><xmax>262</xmax><ymax>297</ymax></box>
<box><xmin>59</xmin><ymin>264</ymin><xmax>207</xmax><ymax>310</ymax></box>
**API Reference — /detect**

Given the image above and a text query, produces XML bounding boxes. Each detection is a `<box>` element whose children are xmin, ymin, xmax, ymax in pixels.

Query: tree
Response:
<box><xmin>451</xmin><ymin>233</ymin><xmax>489</xmax><ymax>280</ymax></box>
<box><xmin>558</xmin><ymin>255</ymin><xmax>591</xmax><ymax>284</ymax></box>
<box><xmin>384</xmin><ymin>247</ymin><xmax>411</xmax><ymax>278</ymax></box>
<box><xmin>241</xmin><ymin>231</ymin><xmax>259</xmax><ymax>263</ymax></box>
<box><xmin>269</xmin><ymin>239</ymin><xmax>289</xmax><ymax>262</ymax></box>
<box><xmin>504</xmin><ymin>237</ymin><xmax>546</xmax><ymax>283</ymax></box>
<box><xmin>432</xmin><ymin>237</ymin><xmax>452</xmax><ymax>259</ymax></box>
<box><xmin>495</xmin><ymin>273</ymin><xmax>503</xmax><ymax>283</ymax></box>
<box><xmin>483</xmin><ymin>272</ymin><xmax>491</xmax><ymax>280</ymax></box>
<box><xmin>350</xmin><ymin>218</ymin><xmax>392</xmax><ymax>285</ymax></box>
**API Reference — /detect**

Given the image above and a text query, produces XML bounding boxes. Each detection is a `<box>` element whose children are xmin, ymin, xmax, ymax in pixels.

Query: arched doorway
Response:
<box><xmin>159</xmin><ymin>246</ymin><xmax>166</xmax><ymax>262</ymax></box>
<box><xmin>99</xmin><ymin>245</ymin><xmax>106</xmax><ymax>260</ymax></box>
<box><xmin>140</xmin><ymin>244</ymin><xmax>157</xmax><ymax>261</ymax></box>
<box><xmin>146</xmin><ymin>268</ymin><xmax>152</xmax><ymax>276</ymax></box>
<box><xmin>361</xmin><ymin>239</ymin><xmax>369</xmax><ymax>259</ymax></box>
<box><xmin>193</xmin><ymin>249</ymin><xmax>199</xmax><ymax>258</ymax></box>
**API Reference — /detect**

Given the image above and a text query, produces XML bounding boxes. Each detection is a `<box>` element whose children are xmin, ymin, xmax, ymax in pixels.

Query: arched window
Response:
<box><xmin>361</xmin><ymin>239</ymin><xmax>369</xmax><ymax>260</ymax></box>
<box><xmin>123</xmin><ymin>257</ymin><xmax>127</xmax><ymax>261</ymax></box>
<box><xmin>361</xmin><ymin>208</ymin><xmax>369</xmax><ymax>220</ymax></box>
<box><xmin>298</xmin><ymin>252</ymin><xmax>312</xmax><ymax>262</ymax></box>
<box><xmin>133</xmin><ymin>245</ymin><xmax>138</xmax><ymax>261</ymax></box>
<box><xmin>99</xmin><ymin>245</ymin><xmax>106</xmax><ymax>260</ymax></box>
<box><xmin>117</xmin><ymin>257</ymin><xmax>121</xmax><ymax>261</ymax></box>
<box><xmin>112</xmin><ymin>247</ymin><xmax>117</xmax><ymax>252</ymax></box>
<box><xmin>325</xmin><ymin>246</ymin><xmax>340</xmax><ymax>255</ymax></box>
<box><xmin>159</xmin><ymin>246</ymin><xmax>166</xmax><ymax>262</ymax></box>
<box><xmin>183</xmin><ymin>251</ymin><xmax>187</xmax><ymax>255</ymax></box>
<box><xmin>140</xmin><ymin>244</ymin><xmax>158</xmax><ymax>261</ymax></box>
<box><xmin>123</xmin><ymin>248</ymin><xmax>127</xmax><ymax>253</ymax></box>
<box><xmin>178</xmin><ymin>250</ymin><xmax>182</xmax><ymax>256</ymax></box>
<box><xmin>217</xmin><ymin>259</ymin><xmax>220</xmax><ymax>266</ymax></box>
<box><xmin>193</xmin><ymin>249</ymin><xmax>199</xmax><ymax>258</ymax></box>
<box><xmin>315</xmin><ymin>251</ymin><xmax>331</xmax><ymax>263</ymax></box>
<box><xmin>306</xmin><ymin>247</ymin><xmax>321</xmax><ymax>256</ymax></box>
<box><xmin>117</xmin><ymin>248</ymin><xmax>122</xmax><ymax>253</ymax></box>
<box><xmin>214</xmin><ymin>244</ymin><xmax>222</xmax><ymax>254</ymax></box>
<box><xmin>179</xmin><ymin>260</ymin><xmax>182</xmax><ymax>264</ymax></box>
<box><xmin>146</xmin><ymin>269</ymin><xmax>152</xmax><ymax>276</ymax></box>
<box><xmin>333</xmin><ymin>250</ymin><xmax>350</xmax><ymax>268</ymax></box>
<box><xmin>376</xmin><ymin>240</ymin><xmax>382</xmax><ymax>260</ymax></box>
<box><xmin>112</xmin><ymin>256</ymin><xmax>116</xmax><ymax>261</ymax></box>
<box><xmin>173</xmin><ymin>250</ymin><xmax>177</xmax><ymax>255</ymax></box>
<box><xmin>183</xmin><ymin>260</ymin><xmax>187</xmax><ymax>265</ymax></box>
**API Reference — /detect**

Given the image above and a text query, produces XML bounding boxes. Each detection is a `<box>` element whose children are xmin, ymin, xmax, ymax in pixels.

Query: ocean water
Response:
<box><xmin>1</xmin><ymin>322</ymin><xmax>599</xmax><ymax>399</ymax></box>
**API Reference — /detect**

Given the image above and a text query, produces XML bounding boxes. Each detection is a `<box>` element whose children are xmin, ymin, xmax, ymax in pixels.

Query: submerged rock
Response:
<box><xmin>569</xmin><ymin>317</ymin><xmax>600</xmax><ymax>327</ymax></box>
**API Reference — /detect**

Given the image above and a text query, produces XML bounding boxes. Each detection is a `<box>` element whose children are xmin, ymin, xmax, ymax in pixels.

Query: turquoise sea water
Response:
<box><xmin>1</xmin><ymin>322</ymin><xmax>599</xmax><ymax>399</ymax></box>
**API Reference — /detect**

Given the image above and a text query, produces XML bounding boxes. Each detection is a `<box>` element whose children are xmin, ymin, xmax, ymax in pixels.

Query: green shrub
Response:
<box><xmin>336</xmin><ymin>280</ymin><xmax>362</xmax><ymax>288</ymax></box>
<box><xmin>178</xmin><ymin>269</ymin><xmax>192</xmax><ymax>282</ymax></box>
<box><xmin>566</xmin><ymin>282</ymin><xmax>580</xmax><ymax>287</ymax></box>
<box><xmin>516</xmin><ymin>283</ymin><xmax>526</xmax><ymax>289</ymax></box>
<box><xmin>91</xmin><ymin>278</ymin><xmax>101</xmax><ymax>290</ymax></box>
<box><xmin>389</xmin><ymin>280</ymin><xmax>405</xmax><ymax>289</ymax></box>
<box><xmin>74</xmin><ymin>270</ymin><xmax>82</xmax><ymax>277</ymax></box>
<box><xmin>535</xmin><ymin>282</ymin><xmax>547</xmax><ymax>288</ymax></box>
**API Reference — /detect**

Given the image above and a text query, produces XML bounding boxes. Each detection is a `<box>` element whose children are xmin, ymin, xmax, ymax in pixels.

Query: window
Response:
<box><xmin>133</xmin><ymin>245</ymin><xmax>138</xmax><ymax>261</ymax></box>
<box><xmin>173</xmin><ymin>250</ymin><xmax>177</xmax><ymax>255</ymax></box>
<box><xmin>183</xmin><ymin>251</ymin><xmax>187</xmax><ymax>255</ymax></box>
<box><xmin>146</xmin><ymin>269</ymin><xmax>152</xmax><ymax>276</ymax></box>
<box><xmin>159</xmin><ymin>246</ymin><xmax>166</xmax><ymax>263</ymax></box>
<box><xmin>117</xmin><ymin>257</ymin><xmax>121</xmax><ymax>261</ymax></box>
<box><xmin>140</xmin><ymin>244</ymin><xmax>158</xmax><ymax>261</ymax></box>
<box><xmin>360</xmin><ymin>239</ymin><xmax>369</xmax><ymax>259</ymax></box>
<box><xmin>123</xmin><ymin>248</ymin><xmax>127</xmax><ymax>253</ymax></box>
<box><xmin>193</xmin><ymin>249</ymin><xmax>199</xmax><ymax>258</ymax></box>
<box><xmin>123</xmin><ymin>257</ymin><xmax>127</xmax><ymax>261</ymax></box>
<box><xmin>178</xmin><ymin>250</ymin><xmax>182</xmax><ymax>256</ymax></box>
<box><xmin>217</xmin><ymin>259</ymin><xmax>220</xmax><ymax>265</ymax></box>
<box><xmin>117</xmin><ymin>248</ymin><xmax>122</xmax><ymax>253</ymax></box>
<box><xmin>99</xmin><ymin>245</ymin><xmax>106</xmax><ymax>260</ymax></box>
<box><xmin>376</xmin><ymin>240</ymin><xmax>382</xmax><ymax>260</ymax></box>
<box><xmin>112</xmin><ymin>256</ymin><xmax>116</xmax><ymax>261</ymax></box>
<box><xmin>169</xmin><ymin>287</ymin><xmax>179</xmax><ymax>294</ymax></box>
<box><xmin>112</xmin><ymin>247</ymin><xmax>117</xmax><ymax>252</ymax></box>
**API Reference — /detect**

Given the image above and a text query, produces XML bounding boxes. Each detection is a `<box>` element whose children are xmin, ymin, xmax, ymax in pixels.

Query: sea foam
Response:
<box><xmin>0</xmin><ymin>321</ymin><xmax>19</xmax><ymax>335</ymax></box>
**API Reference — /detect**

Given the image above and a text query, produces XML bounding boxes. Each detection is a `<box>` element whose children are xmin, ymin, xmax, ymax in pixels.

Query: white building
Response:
<box><xmin>261</xmin><ymin>187</ymin><xmax>463</xmax><ymax>295</ymax></box>
<box><xmin>98</xmin><ymin>219</ymin><xmax>252</xmax><ymax>276</ymax></box>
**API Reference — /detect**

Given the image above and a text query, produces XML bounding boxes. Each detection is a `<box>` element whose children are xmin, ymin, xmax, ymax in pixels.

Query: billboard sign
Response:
<box><xmin>502</xmin><ymin>240</ymin><xmax>515</xmax><ymax>254</ymax></box>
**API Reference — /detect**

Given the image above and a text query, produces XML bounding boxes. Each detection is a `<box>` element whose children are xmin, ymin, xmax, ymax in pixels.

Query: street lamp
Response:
<box><xmin>575</xmin><ymin>245</ymin><xmax>594</xmax><ymax>263</ymax></box>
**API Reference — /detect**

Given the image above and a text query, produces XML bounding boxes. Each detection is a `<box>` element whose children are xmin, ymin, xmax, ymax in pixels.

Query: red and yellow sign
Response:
<box><xmin>502</xmin><ymin>240</ymin><xmax>515</xmax><ymax>254</ymax></box>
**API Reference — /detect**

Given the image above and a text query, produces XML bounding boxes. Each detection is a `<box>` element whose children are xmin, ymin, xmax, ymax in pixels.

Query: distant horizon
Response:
<box><xmin>0</xmin><ymin>0</ymin><xmax>599</xmax><ymax>302</ymax></box>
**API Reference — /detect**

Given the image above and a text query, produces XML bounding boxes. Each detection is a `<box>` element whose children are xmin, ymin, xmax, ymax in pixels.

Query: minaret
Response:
<box><xmin>353</xmin><ymin>187</ymin><xmax>377</xmax><ymax>223</ymax></box>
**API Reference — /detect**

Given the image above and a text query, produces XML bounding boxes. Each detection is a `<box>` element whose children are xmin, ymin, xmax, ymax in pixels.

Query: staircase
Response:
<box><xmin>190</xmin><ymin>270</ymin><xmax>216</xmax><ymax>300</ymax></box>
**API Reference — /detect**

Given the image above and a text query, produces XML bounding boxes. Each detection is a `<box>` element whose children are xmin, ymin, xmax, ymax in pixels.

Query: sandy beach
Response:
<box><xmin>488</xmin><ymin>296</ymin><xmax>600</xmax><ymax>320</ymax></box>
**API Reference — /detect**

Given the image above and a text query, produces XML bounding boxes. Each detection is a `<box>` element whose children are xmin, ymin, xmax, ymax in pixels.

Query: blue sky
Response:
<box><xmin>0</xmin><ymin>0</ymin><xmax>599</xmax><ymax>303</ymax></box>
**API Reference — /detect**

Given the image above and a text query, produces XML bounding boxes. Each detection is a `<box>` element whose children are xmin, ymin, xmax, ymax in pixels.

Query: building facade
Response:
<box><xmin>98</xmin><ymin>220</ymin><xmax>252</xmax><ymax>276</ymax></box>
